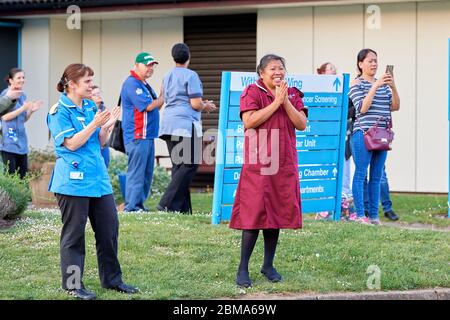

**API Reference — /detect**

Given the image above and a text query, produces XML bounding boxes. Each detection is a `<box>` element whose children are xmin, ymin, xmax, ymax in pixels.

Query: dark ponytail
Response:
<box><xmin>57</xmin><ymin>63</ymin><xmax>94</xmax><ymax>93</ymax></box>
<box><xmin>57</xmin><ymin>78</ymin><xmax>67</xmax><ymax>93</ymax></box>
<box><xmin>4</xmin><ymin>67</ymin><xmax>23</xmax><ymax>85</ymax></box>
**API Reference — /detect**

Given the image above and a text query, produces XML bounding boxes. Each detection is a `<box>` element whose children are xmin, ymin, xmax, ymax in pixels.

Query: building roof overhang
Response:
<box><xmin>0</xmin><ymin>0</ymin><xmax>435</xmax><ymax>19</ymax></box>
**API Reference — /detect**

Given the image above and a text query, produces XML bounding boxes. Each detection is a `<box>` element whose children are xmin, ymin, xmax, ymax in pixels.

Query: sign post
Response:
<box><xmin>212</xmin><ymin>72</ymin><xmax>350</xmax><ymax>224</ymax></box>
<box><xmin>448</xmin><ymin>38</ymin><xmax>450</xmax><ymax>218</ymax></box>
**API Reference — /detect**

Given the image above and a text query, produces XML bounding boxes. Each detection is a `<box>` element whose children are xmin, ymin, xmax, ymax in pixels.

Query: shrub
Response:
<box><xmin>28</xmin><ymin>146</ymin><xmax>57</xmax><ymax>163</ymax></box>
<box><xmin>28</xmin><ymin>146</ymin><xmax>57</xmax><ymax>180</ymax></box>
<box><xmin>108</xmin><ymin>154</ymin><xmax>171</xmax><ymax>204</ymax></box>
<box><xmin>0</xmin><ymin>170</ymin><xmax>31</xmax><ymax>219</ymax></box>
<box><xmin>151</xmin><ymin>165</ymin><xmax>171</xmax><ymax>198</ymax></box>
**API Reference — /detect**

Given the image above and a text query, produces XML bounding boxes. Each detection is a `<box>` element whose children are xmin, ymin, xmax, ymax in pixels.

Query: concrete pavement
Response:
<box><xmin>234</xmin><ymin>288</ymin><xmax>450</xmax><ymax>300</ymax></box>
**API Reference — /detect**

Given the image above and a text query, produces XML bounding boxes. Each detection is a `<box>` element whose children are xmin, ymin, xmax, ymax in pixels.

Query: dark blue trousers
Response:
<box><xmin>56</xmin><ymin>193</ymin><xmax>122</xmax><ymax>290</ymax></box>
<box><xmin>124</xmin><ymin>139</ymin><xmax>155</xmax><ymax>211</ymax></box>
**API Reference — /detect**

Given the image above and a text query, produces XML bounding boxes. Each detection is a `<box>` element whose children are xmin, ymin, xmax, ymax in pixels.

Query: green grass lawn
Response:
<box><xmin>388</xmin><ymin>194</ymin><xmax>449</xmax><ymax>227</ymax></box>
<box><xmin>146</xmin><ymin>192</ymin><xmax>450</xmax><ymax>228</ymax></box>
<box><xmin>145</xmin><ymin>191</ymin><xmax>214</xmax><ymax>215</ymax></box>
<box><xmin>0</xmin><ymin>192</ymin><xmax>449</xmax><ymax>300</ymax></box>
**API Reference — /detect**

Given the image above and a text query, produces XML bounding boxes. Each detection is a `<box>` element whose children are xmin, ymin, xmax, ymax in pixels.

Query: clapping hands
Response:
<box><xmin>104</xmin><ymin>106</ymin><xmax>121</xmax><ymax>128</ymax></box>
<box><xmin>203</xmin><ymin>100</ymin><xmax>217</xmax><ymax>113</ymax></box>
<box><xmin>29</xmin><ymin>100</ymin><xmax>44</xmax><ymax>113</ymax></box>
<box><xmin>5</xmin><ymin>88</ymin><xmax>23</xmax><ymax>100</ymax></box>
<box><xmin>93</xmin><ymin>109</ymin><xmax>111</xmax><ymax>128</ymax></box>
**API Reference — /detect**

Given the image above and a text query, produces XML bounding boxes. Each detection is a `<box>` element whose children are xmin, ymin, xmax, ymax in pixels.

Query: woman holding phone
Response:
<box><xmin>349</xmin><ymin>49</ymin><xmax>400</xmax><ymax>225</ymax></box>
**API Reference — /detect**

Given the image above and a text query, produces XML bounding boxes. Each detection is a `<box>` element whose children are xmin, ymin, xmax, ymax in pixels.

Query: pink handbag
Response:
<box><xmin>363</xmin><ymin>117</ymin><xmax>394</xmax><ymax>151</ymax></box>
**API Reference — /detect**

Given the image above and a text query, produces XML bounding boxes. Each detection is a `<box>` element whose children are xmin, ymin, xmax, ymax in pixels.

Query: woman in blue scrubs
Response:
<box><xmin>47</xmin><ymin>63</ymin><xmax>137</xmax><ymax>300</ymax></box>
<box><xmin>0</xmin><ymin>68</ymin><xmax>43</xmax><ymax>178</ymax></box>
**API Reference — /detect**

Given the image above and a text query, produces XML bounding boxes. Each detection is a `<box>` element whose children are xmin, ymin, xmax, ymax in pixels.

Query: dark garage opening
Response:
<box><xmin>184</xmin><ymin>13</ymin><xmax>257</xmax><ymax>188</ymax></box>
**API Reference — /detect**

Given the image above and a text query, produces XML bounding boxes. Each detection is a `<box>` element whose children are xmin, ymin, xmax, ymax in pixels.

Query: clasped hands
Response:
<box><xmin>203</xmin><ymin>100</ymin><xmax>217</xmax><ymax>113</ymax></box>
<box><xmin>275</xmin><ymin>80</ymin><xmax>290</xmax><ymax>108</ymax></box>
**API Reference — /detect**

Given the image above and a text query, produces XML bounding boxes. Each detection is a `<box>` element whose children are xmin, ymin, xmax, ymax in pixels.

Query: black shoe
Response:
<box><xmin>261</xmin><ymin>267</ymin><xmax>282</xmax><ymax>283</ymax></box>
<box><xmin>66</xmin><ymin>287</ymin><xmax>96</xmax><ymax>300</ymax></box>
<box><xmin>384</xmin><ymin>210</ymin><xmax>399</xmax><ymax>221</ymax></box>
<box><xmin>156</xmin><ymin>204</ymin><xmax>167</xmax><ymax>212</ymax></box>
<box><xmin>110</xmin><ymin>283</ymin><xmax>139</xmax><ymax>294</ymax></box>
<box><xmin>236</xmin><ymin>270</ymin><xmax>252</xmax><ymax>288</ymax></box>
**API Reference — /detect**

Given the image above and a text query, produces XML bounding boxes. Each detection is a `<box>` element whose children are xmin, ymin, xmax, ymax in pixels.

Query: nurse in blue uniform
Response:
<box><xmin>47</xmin><ymin>63</ymin><xmax>138</xmax><ymax>300</ymax></box>
<box><xmin>0</xmin><ymin>68</ymin><xmax>43</xmax><ymax>178</ymax></box>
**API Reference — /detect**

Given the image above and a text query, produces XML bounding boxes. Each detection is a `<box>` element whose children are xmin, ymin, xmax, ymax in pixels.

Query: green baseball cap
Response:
<box><xmin>135</xmin><ymin>52</ymin><xmax>158</xmax><ymax>65</ymax></box>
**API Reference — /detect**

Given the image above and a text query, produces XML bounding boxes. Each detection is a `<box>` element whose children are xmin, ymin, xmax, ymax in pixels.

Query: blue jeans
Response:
<box><xmin>124</xmin><ymin>139</ymin><xmax>155</xmax><ymax>211</ymax></box>
<box><xmin>364</xmin><ymin>166</ymin><xmax>392</xmax><ymax>213</ymax></box>
<box><xmin>350</xmin><ymin>131</ymin><xmax>387</xmax><ymax>219</ymax></box>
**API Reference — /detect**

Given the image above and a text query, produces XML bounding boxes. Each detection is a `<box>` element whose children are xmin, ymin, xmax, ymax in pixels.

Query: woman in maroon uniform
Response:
<box><xmin>230</xmin><ymin>54</ymin><xmax>308</xmax><ymax>287</ymax></box>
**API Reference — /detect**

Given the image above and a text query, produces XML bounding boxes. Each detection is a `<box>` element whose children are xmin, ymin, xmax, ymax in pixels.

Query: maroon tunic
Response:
<box><xmin>229</xmin><ymin>79</ymin><xmax>307</xmax><ymax>230</ymax></box>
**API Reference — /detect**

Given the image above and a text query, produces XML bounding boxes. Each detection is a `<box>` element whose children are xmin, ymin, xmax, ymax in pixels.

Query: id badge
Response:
<box><xmin>69</xmin><ymin>171</ymin><xmax>84</xmax><ymax>180</ymax></box>
<box><xmin>7</xmin><ymin>128</ymin><xmax>18</xmax><ymax>142</ymax></box>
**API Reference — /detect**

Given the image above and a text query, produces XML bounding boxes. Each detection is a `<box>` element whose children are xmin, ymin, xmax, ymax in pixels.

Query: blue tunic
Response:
<box><xmin>0</xmin><ymin>88</ymin><xmax>28</xmax><ymax>155</ymax></box>
<box><xmin>47</xmin><ymin>93</ymin><xmax>112</xmax><ymax>197</ymax></box>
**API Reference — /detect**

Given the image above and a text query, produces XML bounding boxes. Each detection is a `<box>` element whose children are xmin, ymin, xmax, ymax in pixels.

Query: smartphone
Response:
<box><xmin>385</xmin><ymin>65</ymin><xmax>394</xmax><ymax>75</ymax></box>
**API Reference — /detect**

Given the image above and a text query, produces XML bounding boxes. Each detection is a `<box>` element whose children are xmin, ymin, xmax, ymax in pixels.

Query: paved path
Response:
<box><xmin>232</xmin><ymin>288</ymin><xmax>450</xmax><ymax>300</ymax></box>
<box><xmin>382</xmin><ymin>221</ymin><xmax>450</xmax><ymax>232</ymax></box>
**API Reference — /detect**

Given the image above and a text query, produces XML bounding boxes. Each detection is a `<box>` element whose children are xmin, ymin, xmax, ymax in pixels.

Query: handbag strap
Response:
<box><xmin>144</xmin><ymin>82</ymin><xmax>158</xmax><ymax>100</ymax></box>
<box><xmin>116</xmin><ymin>83</ymin><xmax>156</xmax><ymax>108</ymax></box>
<box><xmin>386</xmin><ymin>116</ymin><xmax>393</xmax><ymax>129</ymax></box>
<box><xmin>355</xmin><ymin>113</ymin><xmax>393</xmax><ymax>130</ymax></box>
<box><xmin>377</xmin><ymin>116</ymin><xmax>393</xmax><ymax>129</ymax></box>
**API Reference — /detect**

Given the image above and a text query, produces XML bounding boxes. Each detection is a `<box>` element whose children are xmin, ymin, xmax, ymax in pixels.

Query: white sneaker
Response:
<box><xmin>355</xmin><ymin>217</ymin><xmax>371</xmax><ymax>225</ymax></box>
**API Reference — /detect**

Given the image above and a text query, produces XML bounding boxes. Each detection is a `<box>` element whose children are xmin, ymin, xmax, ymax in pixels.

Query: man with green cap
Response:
<box><xmin>120</xmin><ymin>52</ymin><xmax>163</xmax><ymax>212</ymax></box>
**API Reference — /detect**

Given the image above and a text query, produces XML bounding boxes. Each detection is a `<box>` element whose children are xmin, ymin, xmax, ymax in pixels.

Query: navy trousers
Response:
<box><xmin>124</xmin><ymin>139</ymin><xmax>155</xmax><ymax>211</ymax></box>
<box><xmin>56</xmin><ymin>193</ymin><xmax>123</xmax><ymax>290</ymax></box>
<box><xmin>1</xmin><ymin>150</ymin><xmax>27</xmax><ymax>179</ymax></box>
